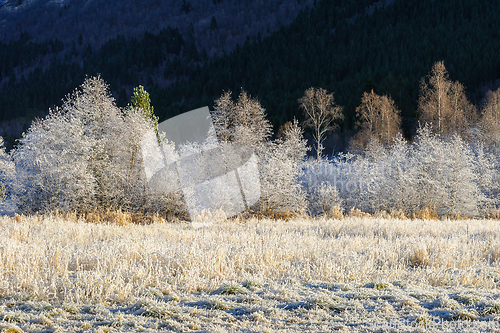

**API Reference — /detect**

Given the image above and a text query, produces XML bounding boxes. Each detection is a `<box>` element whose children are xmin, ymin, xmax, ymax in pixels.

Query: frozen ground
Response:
<box><xmin>1</xmin><ymin>215</ymin><xmax>500</xmax><ymax>332</ymax></box>
<box><xmin>1</xmin><ymin>281</ymin><xmax>500</xmax><ymax>332</ymax></box>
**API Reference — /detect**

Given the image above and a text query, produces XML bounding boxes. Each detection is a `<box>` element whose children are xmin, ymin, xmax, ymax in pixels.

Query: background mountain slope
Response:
<box><xmin>1</xmin><ymin>0</ymin><xmax>500</xmax><ymax>150</ymax></box>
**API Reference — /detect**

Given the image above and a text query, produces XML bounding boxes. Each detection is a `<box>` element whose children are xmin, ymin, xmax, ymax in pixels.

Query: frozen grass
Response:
<box><xmin>1</xmin><ymin>215</ymin><xmax>500</xmax><ymax>332</ymax></box>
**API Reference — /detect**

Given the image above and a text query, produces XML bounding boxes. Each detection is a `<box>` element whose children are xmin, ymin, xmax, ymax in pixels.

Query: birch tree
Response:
<box><xmin>63</xmin><ymin>76</ymin><xmax>129</xmax><ymax>209</ymax></box>
<box><xmin>481</xmin><ymin>87</ymin><xmax>500</xmax><ymax>150</ymax></box>
<box><xmin>418</xmin><ymin>61</ymin><xmax>451</xmax><ymax>134</ymax></box>
<box><xmin>211</xmin><ymin>89</ymin><xmax>272</xmax><ymax>148</ymax></box>
<box><xmin>352</xmin><ymin>90</ymin><xmax>401</xmax><ymax>149</ymax></box>
<box><xmin>447</xmin><ymin>80</ymin><xmax>476</xmax><ymax>137</ymax></box>
<box><xmin>212</xmin><ymin>90</ymin><xmax>233</xmax><ymax>143</ymax></box>
<box><xmin>233</xmin><ymin>90</ymin><xmax>272</xmax><ymax>148</ymax></box>
<box><xmin>299</xmin><ymin>87</ymin><xmax>343</xmax><ymax>159</ymax></box>
<box><xmin>418</xmin><ymin>61</ymin><xmax>474</xmax><ymax>136</ymax></box>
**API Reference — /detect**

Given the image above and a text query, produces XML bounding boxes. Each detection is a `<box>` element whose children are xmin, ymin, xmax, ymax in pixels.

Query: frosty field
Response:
<box><xmin>1</xmin><ymin>215</ymin><xmax>500</xmax><ymax>332</ymax></box>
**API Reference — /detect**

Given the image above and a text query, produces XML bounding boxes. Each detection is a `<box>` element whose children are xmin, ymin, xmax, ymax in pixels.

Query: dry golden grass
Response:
<box><xmin>408</xmin><ymin>247</ymin><xmax>430</xmax><ymax>268</ymax></box>
<box><xmin>347</xmin><ymin>207</ymin><xmax>370</xmax><ymax>218</ymax></box>
<box><xmin>44</xmin><ymin>209</ymin><xmax>166</xmax><ymax>226</ymax></box>
<box><xmin>412</xmin><ymin>206</ymin><xmax>439</xmax><ymax>220</ymax></box>
<box><xmin>490</xmin><ymin>246</ymin><xmax>500</xmax><ymax>264</ymax></box>
<box><xmin>1</xmin><ymin>214</ymin><xmax>500</xmax><ymax>304</ymax></box>
<box><xmin>252</xmin><ymin>208</ymin><xmax>305</xmax><ymax>221</ymax></box>
<box><xmin>330</xmin><ymin>205</ymin><xmax>344</xmax><ymax>220</ymax></box>
<box><xmin>488</xmin><ymin>208</ymin><xmax>500</xmax><ymax>220</ymax></box>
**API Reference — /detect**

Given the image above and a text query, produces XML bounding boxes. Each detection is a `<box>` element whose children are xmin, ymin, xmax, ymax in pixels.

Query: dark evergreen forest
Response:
<box><xmin>1</xmin><ymin>0</ymin><xmax>500</xmax><ymax>149</ymax></box>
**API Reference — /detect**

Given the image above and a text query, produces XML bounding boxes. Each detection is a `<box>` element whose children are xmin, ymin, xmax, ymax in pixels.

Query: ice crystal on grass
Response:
<box><xmin>435</xmin><ymin>297</ymin><xmax>462</xmax><ymax>310</ymax></box>
<box><xmin>197</xmin><ymin>298</ymin><xmax>238</xmax><ymax>311</ymax></box>
<box><xmin>449</xmin><ymin>309</ymin><xmax>479</xmax><ymax>321</ymax></box>
<box><xmin>303</xmin><ymin>296</ymin><xmax>340</xmax><ymax>310</ymax></box>
<box><xmin>479</xmin><ymin>300</ymin><xmax>500</xmax><ymax>315</ymax></box>
<box><xmin>0</xmin><ymin>311</ymin><xmax>30</xmax><ymax>324</ymax></box>
<box><xmin>248</xmin><ymin>310</ymin><xmax>268</xmax><ymax>323</ymax></box>
<box><xmin>30</xmin><ymin>315</ymin><xmax>52</xmax><ymax>326</ymax></box>
<box><xmin>236</xmin><ymin>295</ymin><xmax>262</xmax><ymax>304</ymax></box>
<box><xmin>452</xmin><ymin>292</ymin><xmax>483</xmax><ymax>305</ymax></box>
<box><xmin>412</xmin><ymin>314</ymin><xmax>431</xmax><ymax>327</ymax></box>
<box><xmin>143</xmin><ymin>287</ymin><xmax>163</xmax><ymax>299</ymax></box>
<box><xmin>364</xmin><ymin>281</ymin><xmax>391</xmax><ymax>290</ymax></box>
<box><xmin>218</xmin><ymin>282</ymin><xmax>249</xmax><ymax>295</ymax></box>
<box><xmin>131</xmin><ymin>299</ymin><xmax>176</xmax><ymax>319</ymax></box>
<box><xmin>392</xmin><ymin>280</ymin><xmax>408</xmax><ymax>289</ymax></box>
<box><xmin>242</xmin><ymin>280</ymin><xmax>263</xmax><ymax>291</ymax></box>
<box><xmin>85</xmin><ymin>304</ymin><xmax>110</xmax><ymax>316</ymax></box>
<box><xmin>399</xmin><ymin>297</ymin><xmax>420</xmax><ymax>308</ymax></box>
<box><xmin>0</xmin><ymin>324</ymin><xmax>24</xmax><ymax>333</ymax></box>
<box><xmin>61</xmin><ymin>303</ymin><xmax>81</xmax><ymax>315</ymax></box>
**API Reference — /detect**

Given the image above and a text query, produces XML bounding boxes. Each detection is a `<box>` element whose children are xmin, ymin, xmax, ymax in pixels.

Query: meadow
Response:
<box><xmin>1</xmin><ymin>214</ymin><xmax>500</xmax><ymax>332</ymax></box>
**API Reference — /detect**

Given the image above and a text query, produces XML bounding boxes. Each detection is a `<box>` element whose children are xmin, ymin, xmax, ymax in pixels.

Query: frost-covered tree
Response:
<box><xmin>383</xmin><ymin>134</ymin><xmax>415</xmax><ymax>213</ymax></box>
<box><xmin>318</xmin><ymin>123</ymin><xmax>489</xmax><ymax>217</ymax></box>
<box><xmin>418</xmin><ymin>61</ymin><xmax>451</xmax><ymax>134</ymax></box>
<box><xmin>212</xmin><ymin>90</ymin><xmax>308</xmax><ymax>214</ymax></box>
<box><xmin>472</xmin><ymin>142</ymin><xmax>500</xmax><ymax>211</ymax></box>
<box><xmin>212</xmin><ymin>89</ymin><xmax>272</xmax><ymax>148</ymax></box>
<box><xmin>13</xmin><ymin>76</ymin><xmax>156</xmax><ymax>214</ymax></box>
<box><xmin>212</xmin><ymin>90</ymin><xmax>233</xmax><ymax>143</ymax></box>
<box><xmin>257</xmin><ymin>119</ymin><xmax>308</xmax><ymax>214</ymax></box>
<box><xmin>121</xmin><ymin>107</ymin><xmax>157</xmax><ymax>211</ymax></box>
<box><xmin>62</xmin><ymin>76</ymin><xmax>132</xmax><ymax>209</ymax></box>
<box><xmin>407</xmin><ymin>125</ymin><xmax>450</xmax><ymax>213</ymax></box>
<box><xmin>277</xmin><ymin>119</ymin><xmax>309</xmax><ymax>163</ymax></box>
<box><xmin>448</xmin><ymin>81</ymin><xmax>476</xmax><ymax>137</ymax></box>
<box><xmin>233</xmin><ymin>90</ymin><xmax>272</xmax><ymax>148</ymax></box>
<box><xmin>441</xmin><ymin>135</ymin><xmax>482</xmax><ymax>217</ymax></box>
<box><xmin>334</xmin><ymin>137</ymin><xmax>409</xmax><ymax>214</ymax></box>
<box><xmin>12</xmin><ymin>109</ymin><xmax>95</xmax><ymax>213</ymax></box>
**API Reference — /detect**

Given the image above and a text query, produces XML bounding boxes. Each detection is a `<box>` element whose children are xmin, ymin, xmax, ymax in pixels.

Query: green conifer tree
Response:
<box><xmin>131</xmin><ymin>85</ymin><xmax>159</xmax><ymax>133</ymax></box>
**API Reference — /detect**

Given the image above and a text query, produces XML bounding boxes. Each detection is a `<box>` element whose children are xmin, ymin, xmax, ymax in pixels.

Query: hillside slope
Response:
<box><xmin>1</xmin><ymin>0</ymin><xmax>500</xmax><ymax>149</ymax></box>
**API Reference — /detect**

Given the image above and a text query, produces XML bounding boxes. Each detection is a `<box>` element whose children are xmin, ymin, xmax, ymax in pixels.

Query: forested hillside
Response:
<box><xmin>0</xmin><ymin>0</ymin><xmax>313</xmax><ymax>146</ymax></box>
<box><xmin>1</xmin><ymin>0</ymin><xmax>500</xmax><ymax>149</ymax></box>
<box><xmin>160</xmin><ymin>0</ymin><xmax>500</xmax><ymax>135</ymax></box>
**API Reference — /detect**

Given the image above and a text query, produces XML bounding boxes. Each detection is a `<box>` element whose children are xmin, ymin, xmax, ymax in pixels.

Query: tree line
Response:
<box><xmin>1</xmin><ymin>59</ymin><xmax>500</xmax><ymax>219</ymax></box>
<box><xmin>0</xmin><ymin>77</ymin><xmax>309</xmax><ymax>218</ymax></box>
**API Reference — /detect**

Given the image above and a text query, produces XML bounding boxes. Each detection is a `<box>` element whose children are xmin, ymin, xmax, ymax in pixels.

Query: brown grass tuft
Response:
<box><xmin>489</xmin><ymin>246</ymin><xmax>500</xmax><ymax>264</ymax></box>
<box><xmin>42</xmin><ymin>209</ymin><xmax>169</xmax><ymax>225</ymax></box>
<box><xmin>408</xmin><ymin>247</ymin><xmax>430</xmax><ymax>268</ymax></box>
<box><xmin>62</xmin><ymin>209</ymin><xmax>167</xmax><ymax>225</ymax></box>
<box><xmin>330</xmin><ymin>205</ymin><xmax>344</xmax><ymax>220</ymax></box>
<box><xmin>412</xmin><ymin>207</ymin><xmax>439</xmax><ymax>220</ymax></box>
<box><xmin>14</xmin><ymin>213</ymin><xmax>26</xmax><ymax>223</ymax></box>
<box><xmin>487</xmin><ymin>208</ymin><xmax>500</xmax><ymax>220</ymax></box>
<box><xmin>253</xmin><ymin>208</ymin><xmax>302</xmax><ymax>221</ymax></box>
<box><xmin>389</xmin><ymin>209</ymin><xmax>407</xmax><ymax>220</ymax></box>
<box><xmin>348</xmin><ymin>207</ymin><xmax>370</xmax><ymax>218</ymax></box>
<box><xmin>82</xmin><ymin>209</ymin><xmax>132</xmax><ymax>225</ymax></box>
